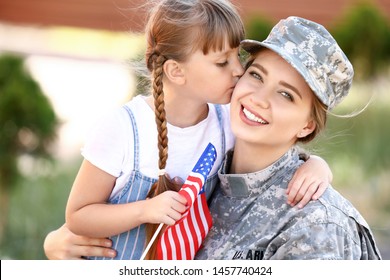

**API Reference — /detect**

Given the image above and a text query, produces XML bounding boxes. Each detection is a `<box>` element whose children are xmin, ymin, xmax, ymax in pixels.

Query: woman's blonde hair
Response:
<box><xmin>143</xmin><ymin>0</ymin><xmax>245</xmax><ymax>259</ymax></box>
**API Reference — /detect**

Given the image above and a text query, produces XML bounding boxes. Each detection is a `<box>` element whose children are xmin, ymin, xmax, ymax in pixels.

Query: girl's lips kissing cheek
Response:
<box><xmin>240</xmin><ymin>106</ymin><xmax>269</xmax><ymax>125</ymax></box>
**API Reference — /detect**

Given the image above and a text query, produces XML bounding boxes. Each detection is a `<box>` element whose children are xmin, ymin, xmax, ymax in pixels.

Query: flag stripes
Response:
<box><xmin>157</xmin><ymin>192</ymin><xmax>212</xmax><ymax>259</ymax></box>
<box><xmin>179</xmin><ymin>173</ymin><xmax>204</xmax><ymax>208</ymax></box>
<box><xmin>156</xmin><ymin>143</ymin><xmax>216</xmax><ymax>260</ymax></box>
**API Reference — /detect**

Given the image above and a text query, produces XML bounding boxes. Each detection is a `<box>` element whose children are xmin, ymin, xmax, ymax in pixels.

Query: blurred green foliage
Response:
<box><xmin>309</xmin><ymin>104</ymin><xmax>390</xmax><ymax>178</ymax></box>
<box><xmin>0</xmin><ymin>54</ymin><xmax>59</xmax><ymax>185</ymax></box>
<box><xmin>0</xmin><ymin>159</ymin><xmax>78</xmax><ymax>259</ymax></box>
<box><xmin>244</xmin><ymin>14</ymin><xmax>274</xmax><ymax>42</ymax></box>
<box><xmin>330</xmin><ymin>1</ymin><xmax>390</xmax><ymax>80</ymax></box>
<box><xmin>0</xmin><ymin>54</ymin><xmax>59</xmax><ymax>245</ymax></box>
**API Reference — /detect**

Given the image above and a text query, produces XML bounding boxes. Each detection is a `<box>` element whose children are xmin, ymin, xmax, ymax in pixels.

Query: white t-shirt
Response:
<box><xmin>82</xmin><ymin>95</ymin><xmax>234</xmax><ymax>199</ymax></box>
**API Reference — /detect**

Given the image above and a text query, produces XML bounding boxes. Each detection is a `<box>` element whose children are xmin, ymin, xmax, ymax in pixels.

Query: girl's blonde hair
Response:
<box><xmin>143</xmin><ymin>0</ymin><xmax>245</xmax><ymax>259</ymax></box>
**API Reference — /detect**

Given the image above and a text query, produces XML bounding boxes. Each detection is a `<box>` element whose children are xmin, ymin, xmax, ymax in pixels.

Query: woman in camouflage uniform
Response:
<box><xmin>195</xmin><ymin>16</ymin><xmax>382</xmax><ymax>260</ymax></box>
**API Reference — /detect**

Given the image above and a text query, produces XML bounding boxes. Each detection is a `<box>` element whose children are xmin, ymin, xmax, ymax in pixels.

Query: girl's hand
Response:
<box><xmin>43</xmin><ymin>224</ymin><xmax>117</xmax><ymax>260</ymax></box>
<box><xmin>286</xmin><ymin>155</ymin><xmax>333</xmax><ymax>208</ymax></box>
<box><xmin>143</xmin><ymin>191</ymin><xmax>187</xmax><ymax>225</ymax></box>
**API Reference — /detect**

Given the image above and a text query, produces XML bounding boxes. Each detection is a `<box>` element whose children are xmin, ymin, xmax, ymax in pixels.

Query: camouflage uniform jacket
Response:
<box><xmin>195</xmin><ymin>147</ymin><xmax>382</xmax><ymax>260</ymax></box>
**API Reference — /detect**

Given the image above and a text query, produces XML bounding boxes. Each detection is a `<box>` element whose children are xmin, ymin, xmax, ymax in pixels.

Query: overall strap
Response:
<box><xmin>123</xmin><ymin>105</ymin><xmax>140</xmax><ymax>170</ymax></box>
<box><xmin>214</xmin><ymin>104</ymin><xmax>226</xmax><ymax>156</ymax></box>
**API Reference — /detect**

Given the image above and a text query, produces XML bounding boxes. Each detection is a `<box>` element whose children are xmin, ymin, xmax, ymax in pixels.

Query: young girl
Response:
<box><xmin>46</xmin><ymin>0</ymin><xmax>332</xmax><ymax>260</ymax></box>
<box><xmin>195</xmin><ymin>16</ymin><xmax>381</xmax><ymax>260</ymax></box>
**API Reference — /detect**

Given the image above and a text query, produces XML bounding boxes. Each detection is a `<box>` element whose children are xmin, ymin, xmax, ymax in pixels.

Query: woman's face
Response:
<box><xmin>230</xmin><ymin>49</ymin><xmax>316</xmax><ymax>150</ymax></box>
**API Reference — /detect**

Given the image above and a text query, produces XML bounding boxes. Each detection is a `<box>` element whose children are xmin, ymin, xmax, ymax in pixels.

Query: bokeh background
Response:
<box><xmin>0</xmin><ymin>0</ymin><xmax>389</xmax><ymax>259</ymax></box>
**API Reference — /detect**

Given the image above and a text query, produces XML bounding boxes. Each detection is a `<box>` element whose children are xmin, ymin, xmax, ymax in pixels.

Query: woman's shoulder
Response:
<box><xmin>317</xmin><ymin>186</ymin><xmax>371</xmax><ymax>227</ymax></box>
<box><xmin>291</xmin><ymin>186</ymin><xmax>371</xmax><ymax>241</ymax></box>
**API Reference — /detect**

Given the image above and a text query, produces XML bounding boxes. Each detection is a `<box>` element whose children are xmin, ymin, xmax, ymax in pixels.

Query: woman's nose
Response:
<box><xmin>250</xmin><ymin>89</ymin><xmax>271</xmax><ymax>109</ymax></box>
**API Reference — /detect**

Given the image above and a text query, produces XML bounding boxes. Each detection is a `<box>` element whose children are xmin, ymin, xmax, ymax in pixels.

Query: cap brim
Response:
<box><xmin>241</xmin><ymin>39</ymin><xmax>265</xmax><ymax>54</ymax></box>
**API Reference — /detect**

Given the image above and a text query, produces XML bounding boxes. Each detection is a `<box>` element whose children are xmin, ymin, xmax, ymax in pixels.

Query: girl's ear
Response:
<box><xmin>297</xmin><ymin>119</ymin><xmax>316</xmax><ymax>139</ymax></box>
<box><xmin>163</xmin><ymin>59</ymin><xmax>185</xmax><ymax>85</ymax></box>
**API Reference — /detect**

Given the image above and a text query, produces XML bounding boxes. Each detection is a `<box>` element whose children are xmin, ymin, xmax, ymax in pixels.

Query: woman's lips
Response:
<box><xmin>241</xmin><ymin>105</ymin><xmax>269</xmax><ymax>125</ymax></box>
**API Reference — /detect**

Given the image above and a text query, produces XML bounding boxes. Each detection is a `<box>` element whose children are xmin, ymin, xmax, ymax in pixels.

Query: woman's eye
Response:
<box><xmin>249</xmin><ymin>71</ymin><xmax>262</xmax><ymax>81</ymax></box>
<box><xmin>217</xmin><ymin>61</ymin><xmax>228</xmax><ymax>67</ymax></box>
<box><xmin>281</xmin><ymin>91</ymin><xmax>294</xmax><ymax>101</ymax></box>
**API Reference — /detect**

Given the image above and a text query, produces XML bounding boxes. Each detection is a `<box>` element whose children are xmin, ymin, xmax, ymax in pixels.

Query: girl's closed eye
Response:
<box><xmin>216</xmin><ymin>61</ymin><xmax>228</xmax><ymax>67</ymax></box>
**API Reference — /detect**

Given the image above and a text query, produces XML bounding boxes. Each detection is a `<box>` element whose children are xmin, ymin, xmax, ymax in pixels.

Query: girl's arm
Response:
<box><xmin>286</xmin><ymin>155</ymin><xmax>333</xmax><ymax>208</ymax></box>
<box><xmin>65</xmin><ymin>160</ymin><xmax>187</xmax><ymax>238</ymax></box>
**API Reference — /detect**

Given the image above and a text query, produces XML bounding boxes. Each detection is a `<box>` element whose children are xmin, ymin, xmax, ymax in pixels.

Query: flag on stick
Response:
<box><xmin>156</xmin><ymin>143</ymin><xmax>217</xmax><ymax>260</ymax></box>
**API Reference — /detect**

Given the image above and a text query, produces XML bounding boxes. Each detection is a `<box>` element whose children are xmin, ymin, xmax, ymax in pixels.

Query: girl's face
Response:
<box><xmin>178</xmin><ymin>40</ymin><xmax>244</xmax><ymax>105</ymax></box>
<box><xmin>230</xmin><ymin>49</ymin><xmax>316</xmax><ymax>150</ymax></box>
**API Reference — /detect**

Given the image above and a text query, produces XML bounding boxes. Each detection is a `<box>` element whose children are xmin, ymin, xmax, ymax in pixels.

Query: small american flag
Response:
<box><xmin>156</xmin><ymin>143</ymin><xmax>217</xmax><ymax>260</ymax></box>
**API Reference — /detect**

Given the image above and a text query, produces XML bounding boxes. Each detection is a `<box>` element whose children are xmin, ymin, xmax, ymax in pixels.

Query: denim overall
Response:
<box><xmin>93</xmin><ymin>104</ymin><xmax>226</xmax><ymax>260</ymax></box>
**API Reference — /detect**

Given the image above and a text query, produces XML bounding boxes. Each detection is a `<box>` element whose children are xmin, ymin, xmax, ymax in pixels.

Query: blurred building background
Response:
<box><xmin>1</xmin><ymin>0</ymin><xmax>390</xmax><ymax>31</ymax></box>
<box><xmin>0</xmin><ymin>0</ymin><xmax>389</xmax><ymax>259</ymax></box>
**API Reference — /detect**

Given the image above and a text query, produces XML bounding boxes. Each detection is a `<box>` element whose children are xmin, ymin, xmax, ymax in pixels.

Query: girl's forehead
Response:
<box><xmin>198</xmin><ymin>31</ymin><xmax>242</xmax><ymax>55</ymax></box>
<box><xmin>202</xmin><ymin>44</ymin><xmax>239</xmax><ymax>57</ymax></box>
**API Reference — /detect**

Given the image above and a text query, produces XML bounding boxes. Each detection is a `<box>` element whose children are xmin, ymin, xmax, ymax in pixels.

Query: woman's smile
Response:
<box><xmin>242</xmin><ymin>106</ymin><xmax>268</xmax><ymax>124</ymax></box>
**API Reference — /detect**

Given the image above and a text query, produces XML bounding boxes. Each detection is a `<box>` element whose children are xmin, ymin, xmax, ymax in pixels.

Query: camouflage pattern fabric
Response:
<box><xmin>195</xmin><ymin>148</ymin><xmax>382</xmax><ymax>260</ymax></box>
<box><xmin>241</xmin><ymin>16</ymin><xmax>354</xmax><ymax>110</ymax></box>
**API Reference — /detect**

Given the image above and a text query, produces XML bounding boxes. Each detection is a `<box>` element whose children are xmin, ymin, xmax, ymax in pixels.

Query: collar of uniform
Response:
<box><xmin>218</xmin><ymin>147</ymin><xmax>300</xmax><ymax>197</ymax></box>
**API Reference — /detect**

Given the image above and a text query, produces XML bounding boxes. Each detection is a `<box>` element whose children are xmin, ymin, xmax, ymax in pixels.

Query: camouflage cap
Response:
<box><xmin>241</xmin><ymin>16</ymin><xmax>354</xmax><ymax>110</ymax></box>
